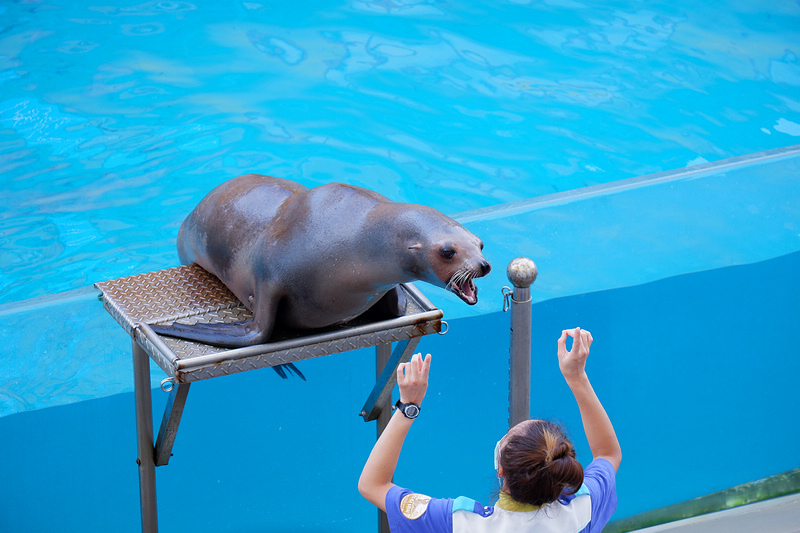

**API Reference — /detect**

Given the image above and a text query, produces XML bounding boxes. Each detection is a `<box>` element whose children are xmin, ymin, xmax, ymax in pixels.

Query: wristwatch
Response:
<box><xmin>395</xmin><ymin>399</ymin><xmax>421</xmax><ymax>419</ymax></box>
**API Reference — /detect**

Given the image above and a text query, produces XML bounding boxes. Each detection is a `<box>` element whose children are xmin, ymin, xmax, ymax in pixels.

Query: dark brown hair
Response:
<box><xmin>499</xmin><ymin>420</ymin><xmax>584</xmax><ymax>507</ymax></box>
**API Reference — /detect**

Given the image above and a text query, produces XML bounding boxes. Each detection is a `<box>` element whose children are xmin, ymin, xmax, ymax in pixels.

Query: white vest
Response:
<box><xmin>452</xmin><ymin>493</ymin><xmax>592</xmax><ymax>533</ymax></box>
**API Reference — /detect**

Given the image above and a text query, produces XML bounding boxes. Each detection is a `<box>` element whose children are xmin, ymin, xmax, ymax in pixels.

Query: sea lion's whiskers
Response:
<box><xmin>446</xmin><ymin>269</ymin><xmax>465</xmax><ymax>291</ymax></box>
<box><xmin>446</xmin><ymin>267</ymin><xmax>474</xmax><ymax>291</ymax></box>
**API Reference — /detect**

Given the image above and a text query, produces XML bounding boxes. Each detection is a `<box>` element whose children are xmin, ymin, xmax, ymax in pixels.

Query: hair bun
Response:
<box><xmin>546</xmin><ymin>441</ymin><xmax>573</xmax><ymax>464</ymax></box>
<box><xmin>502</xmin><ymin>420</ymin><xmax>584</xmax><ymax>506</ymax></box>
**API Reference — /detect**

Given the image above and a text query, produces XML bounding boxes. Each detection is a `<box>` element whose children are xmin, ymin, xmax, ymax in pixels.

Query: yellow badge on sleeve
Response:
<box><xmin>400</xmin><ymin>493</ymin><xmax>432</xmax><ymax>520</ymax></box>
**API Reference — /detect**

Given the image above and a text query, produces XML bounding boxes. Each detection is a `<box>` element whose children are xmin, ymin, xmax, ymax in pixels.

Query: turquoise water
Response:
<box><xmin>1</xmin><ymin>0</ymin><xmax>800</xmax><ymax>531</ymax></box>
<box><xmin>2</xmin><ymin>0</ymin><xmax>800</xmax><ymax>303</ymax></box>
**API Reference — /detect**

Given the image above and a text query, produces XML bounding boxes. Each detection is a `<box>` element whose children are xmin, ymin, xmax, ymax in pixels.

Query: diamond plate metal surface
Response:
<box><xmin>95</xmin><ymin>264</ymin><xmax>241</xmax><ymax>335</ymax></box>
<box><xmin>95</xmin><ymin>264</ymin><xmax>443</xmax><ymax>383</ymax></box>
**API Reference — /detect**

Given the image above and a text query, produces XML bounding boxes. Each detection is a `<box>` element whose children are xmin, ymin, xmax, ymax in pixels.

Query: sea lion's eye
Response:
<box><xmin>441</xmin><ymin>247</ymin><xmax>456</xmax><ymax>259</ymax></box>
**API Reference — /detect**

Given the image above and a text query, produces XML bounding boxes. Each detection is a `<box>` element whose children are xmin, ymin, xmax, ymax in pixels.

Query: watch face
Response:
<box><xmin>404</xmin><ymin>404</ymin><xmax>420</xmax><ymax>418</ymax></box>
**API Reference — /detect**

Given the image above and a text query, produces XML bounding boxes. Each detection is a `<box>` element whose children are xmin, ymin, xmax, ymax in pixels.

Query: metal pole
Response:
<box><xmin>506</xmin><ymin>257</ymin><xmax>537</xmax><ymax>429</ymax></box>
<box><xmin>376</xmin><ymin>343</ymin><xmax>392</xmax><ymax>533</ymax></box>
<box><xmin>133</xmin><ymin>338</ymin><xmax>158</xmax><ymax>533</ymax></box>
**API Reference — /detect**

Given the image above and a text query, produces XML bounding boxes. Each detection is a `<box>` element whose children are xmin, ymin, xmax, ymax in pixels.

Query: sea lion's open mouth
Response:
<box><xmin>447</xmin><ymin>271</ymin><xmax>480</xmax><ymax>305</ymax></box>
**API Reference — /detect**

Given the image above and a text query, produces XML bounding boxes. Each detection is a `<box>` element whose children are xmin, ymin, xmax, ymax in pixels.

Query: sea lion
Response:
<box><xmin>151</xmin><ymin>175</ymin><xmax>490</xmax><ymax>364</ymax></box>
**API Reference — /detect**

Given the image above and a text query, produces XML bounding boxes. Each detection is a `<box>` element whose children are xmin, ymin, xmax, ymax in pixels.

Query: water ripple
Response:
<box><xmin>1</xmin><ymin>0</ymin><xmax>799</xmax><ymax>303</ymax></box>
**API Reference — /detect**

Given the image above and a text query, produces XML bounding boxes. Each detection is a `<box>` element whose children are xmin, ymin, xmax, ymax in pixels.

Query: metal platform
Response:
<box><xmin>96</xmin><ymin>264</ymin><xmax>443</xmax><ymax>384</ymax></box>
<box><xmin>95</xmin><ymin>264</ymin><xmax>444</xmax><ymax>533</ymax></box>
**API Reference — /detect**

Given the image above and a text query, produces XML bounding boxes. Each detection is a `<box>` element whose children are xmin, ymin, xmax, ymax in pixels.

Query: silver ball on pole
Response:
<box><xmin>506</xmin><ymin>256</ymin><xmax>538</xmax><ymax>288</ymax></box>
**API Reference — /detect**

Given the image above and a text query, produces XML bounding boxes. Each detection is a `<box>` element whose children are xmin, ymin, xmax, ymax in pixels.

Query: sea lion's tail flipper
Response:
<box><xmin>150</xmin><ymin>320</ymin><xmax>306</xmax><ymax>380</ymax></box>
<box><xmin>150</xmin><ymin>319</ymin><xmax>272</xmax><ymax>348</ymax></box>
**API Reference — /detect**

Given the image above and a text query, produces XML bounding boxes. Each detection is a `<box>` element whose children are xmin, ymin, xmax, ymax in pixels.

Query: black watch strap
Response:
<box><xmin>395</xmin><ymin>399</ymin><xmax>421</xmax><ymax>419</ymax></box>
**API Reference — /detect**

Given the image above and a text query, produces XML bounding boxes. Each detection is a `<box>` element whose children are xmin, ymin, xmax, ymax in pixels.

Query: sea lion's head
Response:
<box><xmin>400</xmin><ymin>206</ymin><xmax>491</xmax><ymax>305</ymax></box>
<box><xmin>426</xmin><ymin>234</ymin><xmax>490</xmax><ymax>305</ymax></box>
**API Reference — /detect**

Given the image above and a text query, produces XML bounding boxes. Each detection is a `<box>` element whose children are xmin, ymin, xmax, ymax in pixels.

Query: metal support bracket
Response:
<box><xmin>359</xmin><ymin>337</ymin><xmax>421</xmax><ymax>422</ymax></box>
<box><xmin>154</xmin><ymin>383</ymin><xmax>190</xmax><ymax>467</ymax></box>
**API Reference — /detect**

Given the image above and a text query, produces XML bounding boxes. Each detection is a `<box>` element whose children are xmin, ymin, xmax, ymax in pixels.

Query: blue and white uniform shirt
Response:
<box><xmin>385</xmin><ymin>458</ymin><xmax>617</xmax><ymax>533</ymax></box>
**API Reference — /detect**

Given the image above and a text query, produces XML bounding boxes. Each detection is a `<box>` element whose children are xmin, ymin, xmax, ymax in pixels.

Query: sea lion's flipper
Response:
<box><xmin>150</xmin><ymin>318</ymin><xmax>305</xmax><ymax>380</ymax></box>
<box><xmin>358</xmin><ymin>286</ymin><xmax>409</xmax><ymax>322</ymax></box>
<box><xmin>150</xmin><ymin>319</ymin><xmax>272</xmax><ymax>348</ymax></box>
<box><xmin>271</xmin><ymin>362</ymin><xmax>306</xmax><ymax>381</ymax></box>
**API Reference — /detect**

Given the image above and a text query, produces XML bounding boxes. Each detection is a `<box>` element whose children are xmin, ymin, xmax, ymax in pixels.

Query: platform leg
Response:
<box><xmin>376</xmin><ymin>343</ymin><xmax>392</xmax><ymax>533</ymax></box>
<box><xmin>133</xmin><ymin>339</ymin><xmax>158</xmax><ymax>533</ymax></box>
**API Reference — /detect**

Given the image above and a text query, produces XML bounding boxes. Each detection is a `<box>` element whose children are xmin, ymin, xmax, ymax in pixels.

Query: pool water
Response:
<box><xmin>2</xmin><ymin>0</ymin><xmax>799</xmax><ymax>303</ymax></box>
<box><xmin>1</xmin><ymin>0</ymin><xmax>800</xmax><ymax>531</ymax></box>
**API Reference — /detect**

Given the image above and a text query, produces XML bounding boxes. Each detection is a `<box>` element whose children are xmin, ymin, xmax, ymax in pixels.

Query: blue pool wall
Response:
<box><xmin>1</xmin><ymin>251</ymin><xmax>799</xmax><ymax>533</ymax></box>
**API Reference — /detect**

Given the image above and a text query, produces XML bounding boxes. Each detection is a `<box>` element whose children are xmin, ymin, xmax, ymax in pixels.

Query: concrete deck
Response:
<box><xmin>633</xmin><ymin>493</ymin><xmax>800</xmax><ymax>532</ymax></box>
